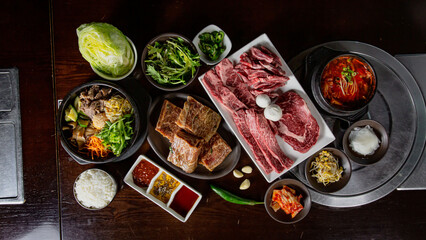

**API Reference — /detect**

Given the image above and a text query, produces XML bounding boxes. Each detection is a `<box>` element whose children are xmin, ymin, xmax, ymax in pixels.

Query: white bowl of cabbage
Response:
<box><xmin>77</xmin><ymin>22</ymin><xmax>137</xmax><ymax>81</ymax></box>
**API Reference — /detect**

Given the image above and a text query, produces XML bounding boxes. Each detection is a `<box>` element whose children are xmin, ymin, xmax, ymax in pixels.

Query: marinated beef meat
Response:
<box><xmin>176</xmin><ymin>96</ymin><xmax>221</xmax><ymax>141</ymax></box>
<box><xmin>245</xmin><ymin>109</ymin><xmax>287</xmax><ymax>172</ymax></box>
<box><xmin>80</xmin><ymin>99</ymin><xmax>104</xmax><ymax>119</ymax></box>
<box><xmin>202</xmin><ymin>70</ymin><xmax>247</xmax><ymax>112</ymax></box>
<box><xmin>79</xmin><ymin>85</ymin><xmax>112</xmax><ymax>101</ymax></box>
<box><xmin>167</xmin><ymin>129</ymin><xmax>202</xmax><ymax>173</ymax></box>
<box><xmin>273</xmin><ymin>91</ymin><xmax>319</xmax><ymax>153</ymax></box>
<box><xmin>215</xmin><ymin>58</ymin><xmax>242</xmax><ymax>87</ymax></box>
<box><xmin>199</xmin><ymin>133</ymin><xmax>232</xmax><ymax>172</ymax></box>
<box><xmin>260</xmin><ymin>46</ymin><xmax>282</xmax><ymax>66</ymax></box>
<box><xmin>252</xmin><ymin>110</ymin><xmax>293</xmax><ymax>169</ymax></box>
<box><xmin>215</xmin><ymin>59</ymin><xmax>257</xmax><ymax>108</ymax></box>
<box><xmin>201</xmin><ymin>46</ymin><xmax>297</xmax><ymax>174</ymax></box>
<box><xmin>155</xmin><ymin>100</ymin><xmax>182</xmax><ymax>142</ymax></box>
<box><xmin>250</xmin><ymin>47</ymin><xmax>274</xmax><ymax>63</ymax></box>
<box><xmin>240</xmin><ymin>52</ymin><xmax>263</xmax><ymax>69</ymax></box>
<box><xmin>233</xmin><ymin>110</ymin><xmax>273</xmax><ymax>174</ymax></box>
<box><xmin>79</xmin><ymin>85</ymin><xmax>113</xmax><ymax>119</ymax></box>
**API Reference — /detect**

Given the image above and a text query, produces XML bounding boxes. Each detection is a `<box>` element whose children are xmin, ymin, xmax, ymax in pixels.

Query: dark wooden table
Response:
<box><xmin>1</xmin><ymin>0</ymin><xmax>426</xmax><ymax>239</ymax></box>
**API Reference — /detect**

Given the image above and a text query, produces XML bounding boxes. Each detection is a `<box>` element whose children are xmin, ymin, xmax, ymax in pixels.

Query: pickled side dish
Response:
<box><xmin>310</xmin><ymin>150</ymin><xmax>343</xmax><ymax>186</ymax></box>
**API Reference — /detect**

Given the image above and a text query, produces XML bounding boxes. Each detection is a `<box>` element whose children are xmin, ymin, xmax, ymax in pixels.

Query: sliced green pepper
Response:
<box><xmin>210</xmin><ymin>184</ymin><xmax>264</xmax><ymax>205</ymax></box>
<box><xmin>214</xmin><ymin>31</ymin><xmax>224</xmax><ymax>43</ymax></box>
<box><xmin>198</xmin><ymin>31</ymin><xmax>226</xmax><ymax>61</ymax></box>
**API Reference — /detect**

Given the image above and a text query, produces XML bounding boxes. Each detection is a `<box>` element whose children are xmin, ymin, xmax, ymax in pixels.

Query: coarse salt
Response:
<box><xmin>74</xmin><ymin>169</ymin><xmax>117</xmax><ymax>209</ymax></box>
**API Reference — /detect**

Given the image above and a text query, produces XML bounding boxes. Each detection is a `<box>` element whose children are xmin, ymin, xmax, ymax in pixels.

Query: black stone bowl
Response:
<box><xmin>305</xmin><ymin>47</ymin><xmax>377</xmax><ymax>118</ymax></box>
<box><xmin>141</xmin><ymin>33</ymin><xmax>200</xmax><ymax>91</ymax></box>
<box><xmin>57</xmin><ymin>80</ymin><xmax>142</xmax><ymax>165</ymax></box>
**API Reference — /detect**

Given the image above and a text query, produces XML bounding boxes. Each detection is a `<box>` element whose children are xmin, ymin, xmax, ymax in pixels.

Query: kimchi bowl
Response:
<box><xmin>312</xmin><ymin>53</ymin><xmax>377</xmax><ymax>117</ymax></box>
<box><xmin>264</xmin><ymin>179</ymin><xmax>311</xmax><ymax>224</ymax></box>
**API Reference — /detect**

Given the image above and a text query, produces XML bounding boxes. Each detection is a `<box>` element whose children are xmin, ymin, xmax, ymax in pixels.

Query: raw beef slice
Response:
<box><xmin>274</xmin><ymin>91</ymin><xmax>320</xmax><ymax>153</ymax></box>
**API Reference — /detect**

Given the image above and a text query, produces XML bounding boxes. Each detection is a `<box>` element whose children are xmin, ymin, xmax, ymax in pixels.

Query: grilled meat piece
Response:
<box><xmin>167</xmin><ymin>129</ymin><xmax>202</xmax><ymax>173</ymax></box>
<box><xmin>176</xmin><ymin>96</ymin><xmax>221</xmax><ymax>141</ymax></box>
<box><xmin>155</xmin><ymin>100</ymin><xmax>182</xmax><ymax>142</ymax></box>
<box><xmin>199</xmin><ymin>133</ymin><xmax>231</xmax><ymax>172</ymax></box>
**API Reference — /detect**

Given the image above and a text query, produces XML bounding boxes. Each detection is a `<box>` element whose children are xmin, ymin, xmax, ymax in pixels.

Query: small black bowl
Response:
<box><xmin>264</xmin><ymin>179</ymin><xmax>311</xmax><ymax>224</ymax></box>
<box><xmin>343</xmin><ymin>119</ymin><xmax>389</xmax><ymax>165</ymax></box>
<box><xmin>57</xmin><ymin>80</ymin><xmax>141</xmax><ymax>164</ymax></box>
<box><xmin>141</xmin><ymin>33</ymin><xmax>200</xmax><ymax>91</ymax></box>
<box><xmin>305</xmin><ymin>147</ymin><xmax>352</xmax><ymax>193</ymax></box>
<box><xmin>306</xmin><ymin>47</ymin><xmax>377</xmax><ymax>118</ymax></box>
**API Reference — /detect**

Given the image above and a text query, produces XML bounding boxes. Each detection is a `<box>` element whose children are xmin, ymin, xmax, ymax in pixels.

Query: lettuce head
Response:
<box><xmin>77</xmin><ymin>22</ymin><xmax>135</xmax><ymax>78</ymax></box>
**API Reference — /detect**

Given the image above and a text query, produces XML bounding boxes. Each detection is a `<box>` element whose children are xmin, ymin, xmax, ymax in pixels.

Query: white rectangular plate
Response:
<box><xmin>198</xmin><ymin>33</ymin><xmax>335</xmax><ymax>183</ymax></box>
<box><xmin>124</xmin><ymin>155</ymin><xmax>202</xmax><ymax>222</ymax></box>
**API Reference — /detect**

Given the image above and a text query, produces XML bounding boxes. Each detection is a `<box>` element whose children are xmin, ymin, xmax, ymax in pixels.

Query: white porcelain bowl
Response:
<box><xmin>192</xmin><ymin>24</ymin><xmax>232</xmax><ymax>65</ymax></box>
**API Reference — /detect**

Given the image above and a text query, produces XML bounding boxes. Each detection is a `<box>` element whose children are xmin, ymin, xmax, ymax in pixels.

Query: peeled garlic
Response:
<box><xmin>233</xmin><ymin>169</ymin><xmax>243</xmax><ymax>178</ymax></box>
<box><xmin>241</xmin><ymin>166</ymin><xmax>252</xmax><ymax>174</ymax></box>
<box><xmin>240</xmin><ymin>179</ymin><xmax>251</xmax><ymax>190</ymax></box>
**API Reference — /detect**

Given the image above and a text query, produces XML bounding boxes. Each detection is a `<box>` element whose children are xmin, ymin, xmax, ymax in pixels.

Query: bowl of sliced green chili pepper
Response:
<box><xmin>193</xmin><ymin>24</ymin><xmax>232</xmax><ymax>65</ymax></box>
<box><xmin>142</xmin><ymin>33</ymin><xmax>201</xmax><ymax>91</ymax></box>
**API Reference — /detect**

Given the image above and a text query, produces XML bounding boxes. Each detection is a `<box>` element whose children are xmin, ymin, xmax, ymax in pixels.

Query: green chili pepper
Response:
<box><xmin>198</xmin><ymin>31</ymin><xmax>226</xmax><ymax>61</ymax></box>
<box><xmin>214</xmin><ymin>31</ymin><xmax>224</xmax><ymax>43</ymax></box>
<box><xmin>210</xmin><ymin>184</ymin><xmax>264</xmax><ymax>205</ymax></box>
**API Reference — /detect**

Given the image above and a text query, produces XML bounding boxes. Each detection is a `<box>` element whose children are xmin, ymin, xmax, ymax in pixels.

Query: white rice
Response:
<box><xmin>74</xmin><ymin>169</ymin><xmax>117</xmax><ymax>209</ymax></box>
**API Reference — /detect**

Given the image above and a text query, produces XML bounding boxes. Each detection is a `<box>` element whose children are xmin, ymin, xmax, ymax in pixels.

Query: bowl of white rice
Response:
<box><xmin>74</xmin><ymin>168</ymin><xmax>117</xmax><ymax>210</ymax></box>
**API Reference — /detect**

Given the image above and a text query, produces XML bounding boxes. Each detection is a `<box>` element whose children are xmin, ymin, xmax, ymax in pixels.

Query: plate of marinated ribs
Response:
<box><xmin>147</xmin><ymin>93</ymin><xmax>241</xmax><ymax>179</ymax></box>
<box><xmin>199</xmin><ymin>34</ymin><xmax>335</xmax><ymax>182</ymax></box>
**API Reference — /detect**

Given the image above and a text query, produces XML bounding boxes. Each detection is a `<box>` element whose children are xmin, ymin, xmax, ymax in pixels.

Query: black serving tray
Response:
<box><xmin>0</xmin><ymin>68</ymin><xmax>24</xmax><ymax>204</ymax></box>
<box><xmin>288</xmin><ymin>41</ymin><xmax>426</xmax><ymax>208</ymax></box>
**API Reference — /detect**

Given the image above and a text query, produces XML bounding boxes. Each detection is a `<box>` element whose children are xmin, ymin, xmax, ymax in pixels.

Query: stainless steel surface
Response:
<box><xmin>0</xmin><ymin>68</ymin><xmax>24</xmax><ymax>204</ymax></box>
<box><xmin>396</xmin><ymin>54</ymin><xmax>426</xmax><ymax>190</ymax></box>
<box><xmin>288</xmin><ymin>42</ymin><xmax>426</xmax><ymax>207</ymax></box>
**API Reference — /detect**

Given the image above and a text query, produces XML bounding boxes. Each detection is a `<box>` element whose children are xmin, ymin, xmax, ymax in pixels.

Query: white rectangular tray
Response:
<box><xmin>124</xmin><ymin>155</ymin><xmax>202</xmax><ymax>222</ymax></box>
<box><xmin>199</xmin><ymin>34</ymin><xmax>335</xmax><ymax>183</ymax></box>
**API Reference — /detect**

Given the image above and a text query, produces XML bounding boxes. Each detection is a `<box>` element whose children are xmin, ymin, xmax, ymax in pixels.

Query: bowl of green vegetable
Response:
<box><xmin>141</xmin><ymin>33</ymin><xmax>201</xmax><ymax>91</ymax></box>
<box><xmin>57</xmin><ymin>80</ymin><xmax>143</xmax><ymax>164</ymax></box>
<box><xmin>193</xmin><ymin>24</ymin><xmax>232</xmax><ymax>65</ymax></box>
<box><xmin>77</xmin><ymin>22</ymin><xmax>137</xmax><ymax>81</ymax></box>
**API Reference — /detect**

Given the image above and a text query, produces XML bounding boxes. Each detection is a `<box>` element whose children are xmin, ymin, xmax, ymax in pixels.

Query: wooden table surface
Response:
<box><xmin>1</xmin><ymin>0</ymin><xmax>426</xmax><ymax>239</ymax></box>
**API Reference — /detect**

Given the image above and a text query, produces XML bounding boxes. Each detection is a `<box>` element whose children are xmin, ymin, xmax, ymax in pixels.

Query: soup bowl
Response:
<box><xmin>307</xmin><ymin>48</ymin><xmax>377</xmax><ymax>118</ymax></box>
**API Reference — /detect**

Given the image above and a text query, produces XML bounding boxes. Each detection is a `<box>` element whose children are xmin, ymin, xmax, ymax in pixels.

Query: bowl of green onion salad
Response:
<box><xmin>141</xmin><ymin>33</ymin><xmax>201</xmax><ymax>91</ymax></box>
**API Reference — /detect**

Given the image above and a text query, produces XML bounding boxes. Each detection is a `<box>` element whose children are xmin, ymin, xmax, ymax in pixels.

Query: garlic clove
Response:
<box><xmin>241</xmin><ymin>166</ymin><xmax>252</xmax><ymax>174</ymax></box>
<box><xmin>233</xmin><ymin>169</ymin><xmax>244</xmax><ymax>178</ymax></box>
<box><xmin>239</xmin><ymin>179</ymin><xmax>251</xmax><ymax>190</ymax></box>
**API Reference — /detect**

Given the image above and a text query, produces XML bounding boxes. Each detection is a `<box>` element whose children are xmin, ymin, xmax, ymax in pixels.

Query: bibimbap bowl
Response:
<box><xmin>57</xmin><ymin>80</ymin><xmax>141</xmax><ymax>164</ymax></box>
